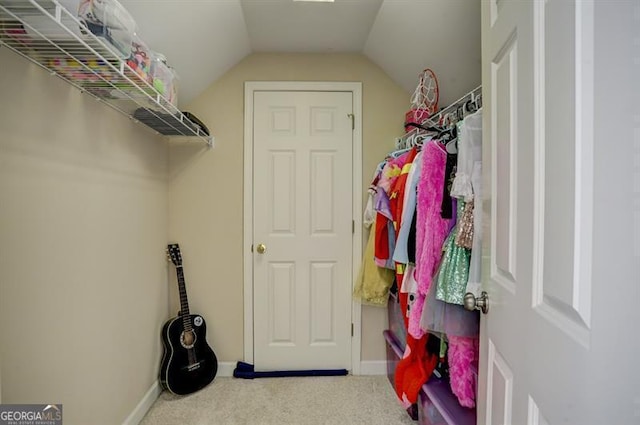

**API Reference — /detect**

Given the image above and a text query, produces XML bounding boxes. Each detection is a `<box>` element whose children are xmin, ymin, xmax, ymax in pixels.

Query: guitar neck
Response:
<box><xmin>176</xmin><ymin>266</ymin><xmax>192</xmax><ymax>330</ymax></box>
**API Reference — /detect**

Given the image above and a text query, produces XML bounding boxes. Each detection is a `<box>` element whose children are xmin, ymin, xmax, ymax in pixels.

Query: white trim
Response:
<box><xmin>350</xmin><ymin>83</ymin><xmax>363</xmax><ymax>376</ymax></box>
<box><xmin>358</xmin><ymin>361</ymin><xmax>386</xmax><ymax>376</ymax></box>
<box><xmin>572</xmin><ymin>0</ymin><xmax>594</xmax><ymax>331</ymax></box>
<box><xmin>121</xmin><ymin>363</ymin><xmax>237</xmax><ymax>425</ymax></box>
<box><xmin>243</xmin><ymin>81</ymin><xmax>363</xmax><ymax>373</ymax></box>
<box><xmin>121</xmin><ymin>380</ymin><xmax>161</xmax><ymax>425</ymax></box>
<box><xmin>217</xmin><ymin>361</ymin><xmax>237</xmax><ymax>377</ymax></box>
<box><xmin>243</xmin><ymin>82</ymin><xmax>255</xmax><ymax>365</ymax></box>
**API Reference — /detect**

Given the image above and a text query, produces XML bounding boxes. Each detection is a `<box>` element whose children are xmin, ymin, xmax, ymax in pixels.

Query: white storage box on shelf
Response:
<box><xmin>17</xmin><ymin>0</ymin><xmax>83</xmax><ymax>37</ymax></box>
<box><xmin>0</xmin><ymin>0</ymin><xmax>213</xmax><ymax>146</ymax></box>
<box><xmin>15</xmin><ymin>0</ymin><xmax>135</xmax><ymax>59</ymax></box>
<box><xmin>78</xmin><ymin>0</ymin><xmax>136</xmax><ymax>59</ymax></box>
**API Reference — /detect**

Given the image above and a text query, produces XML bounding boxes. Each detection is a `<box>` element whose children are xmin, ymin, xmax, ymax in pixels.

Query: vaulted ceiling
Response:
<box><xmin>119</xmin><ymin>0</ymin><xmax>481</xmax><ymax>108</ymax></box>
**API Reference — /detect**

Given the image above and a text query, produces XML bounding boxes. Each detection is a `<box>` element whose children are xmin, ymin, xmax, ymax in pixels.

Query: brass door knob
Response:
<box><xmin>256</xmin><ymin>243</ymin><xmax>267</xmax><ymax>254</ymax></box>
<box><xmin>463</xmin><ymin>291</ymin><xmax>489</xmax><ymax>314</ymax></box>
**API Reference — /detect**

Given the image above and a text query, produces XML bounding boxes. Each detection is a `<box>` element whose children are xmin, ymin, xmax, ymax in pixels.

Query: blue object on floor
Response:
<box><xmin>232</xmin><ymin>361</ymin><xmax>348</xmax><ymax>379</ymax></box>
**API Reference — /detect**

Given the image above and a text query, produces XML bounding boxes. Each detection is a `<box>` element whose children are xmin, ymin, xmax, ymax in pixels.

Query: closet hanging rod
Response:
<box><xmin>424</xmin><ymin>85</ymin><xmax>482</xmax><ymax>127</ymax></box>
<box><xmin>402</xmin><ymin>85</ymin><xmax>482</xmax><ymax>140</ymax></box>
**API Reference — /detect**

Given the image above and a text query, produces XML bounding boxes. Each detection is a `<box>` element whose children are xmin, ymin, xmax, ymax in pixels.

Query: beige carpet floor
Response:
<box><xmin>139</xmin><ymin>375</ymin><xmax>417</xmax><ymax>425</ymax></box>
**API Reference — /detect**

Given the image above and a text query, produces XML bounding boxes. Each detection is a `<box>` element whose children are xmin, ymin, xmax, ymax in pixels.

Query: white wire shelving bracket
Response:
<box><xmin>0</xmin><ymin>0</ymin><xmax>214</xmax><ymax>148</ymax></box>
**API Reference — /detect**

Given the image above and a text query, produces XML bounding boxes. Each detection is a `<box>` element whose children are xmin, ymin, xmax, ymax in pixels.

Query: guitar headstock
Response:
<box><xmin>166</xmin><ymin>244</ymin><xmax>182</xmax><ymax>267</ymax></box>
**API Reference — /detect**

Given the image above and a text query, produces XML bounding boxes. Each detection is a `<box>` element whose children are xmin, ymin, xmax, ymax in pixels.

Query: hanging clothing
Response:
<box><xmin>420</xmin><ymin>261</ymin><xmax>480</xmax><ymax>338</ymax></box>
<box><xmin>465</xmin><ymin>161</ymin><xmax>483</xmax><ymax>296</ymax></box>
<box><xmin>393</xmin><ymin>150</ymin><xmax>424</xmax><ymax>265</ymax></box>
<box><xmin>390</xmin><ymin>147</ymin><xmax>420</xmax><ymax>306</ymax></box>
<box><xmin>435</xmin><ymin>200</ymin><xmax>472</xmax><ymax>306</ymax></box>
<box><xmin>409</xmin><ymin>140</ymin><xmax>454</xmax><ymax>339</ymax></box>
<box><xmin>374</xmin><ymin>151</ymin><xmax>410</xmax><ymax>269</ymax></box>
<box><xmin>363</xmin><ymin>168</ymin><xmax>382</xmax><ymax>228</ymax></box>
<box><xmin>450</xmin><ymin>110</ymin><xmax>483</xmax><ymax>202</ymax></box>
<box><xmin>399</xmin><ymin>265</ymin><xmax>418</xmax><ymax>324</ymax></box>
<box><xmin>447</xmin><ymin>335</ymin><xmax>479</xmax><ymax>408</ymax></box>
<box><xmin>353</xmin><ymin>220</ymin><xmax>395</xmax><ymax>306</ymax></box>
<box><xmin>440</xmin><ymin>149</ymin><xmax>458</xmax><ymax>219</ymax></box>
<box><xmin>407</xmin><ymin>210</ymin><xmax>417</xmax><ymax>264</ymax></box>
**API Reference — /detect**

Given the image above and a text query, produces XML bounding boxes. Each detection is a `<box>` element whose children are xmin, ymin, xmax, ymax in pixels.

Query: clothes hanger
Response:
<box><xmin>414</xmin><ymin>133</ymin><xmax>432</xmax><ymax>148</ymax></box>
<box><xmin>404</xmin><ymin>122</ymin><xmax>441</xmax><ymax>134</ymax></box>
<box><xmin>396</xmin><ymin>129</ymin><xmax>420</xmax><ymax>150</ymax></box>
<box><xmin>386</xmin><ymin>147</ymin><xmax>412</xmax><ymax>160</ymax></box>
<box><xmin>437</xmin><ymin>113</ymin><xmax>458</xmax><ymax>154</ymax></box>
<box><xmin>445</xmin><ymin>133</ymin><xmax>458</xmax><ymax>154</ymax></box>
<box><xmin>464</xmin><ymin>92</ymin><xmax>478</xmax><ymax>115</ymax></box>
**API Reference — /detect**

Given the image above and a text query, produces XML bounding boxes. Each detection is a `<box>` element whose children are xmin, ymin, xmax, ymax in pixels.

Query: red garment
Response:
<box><xmin>394</xmin><ymin>333</ymin><xmax>438</xmax><ymax>407</ymax></box>
<box><xmin>389</xmin><ymin>147</ymin><xmax>419</xmax><ymax>316</ymax></box>
<box><xmin>374</xmin><ymin>152</ymin><xmax>410</xmax><ymax>268</ymax></box>
<box><xmin>389</xmin><ymin>147</ymin><xmax>419</xmax><ymax>233</ymax></box>
<box><xmin>374</xmin><ymin>212</ymin><xmax>390</xmax><ymax>264</ymax></box>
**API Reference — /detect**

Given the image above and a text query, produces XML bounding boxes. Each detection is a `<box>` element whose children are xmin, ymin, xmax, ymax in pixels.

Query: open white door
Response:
<box><xmin>478</xmin><ymin>1</ymin><xmax>640</xmax><ymax>424</ymax></box>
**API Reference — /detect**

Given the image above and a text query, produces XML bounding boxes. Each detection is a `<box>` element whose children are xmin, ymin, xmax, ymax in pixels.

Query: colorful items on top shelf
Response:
<box><xmin>46</xmin><ymin>56</ymin><xmax>155</xmax><ymax>99</ymax></box>
<box><xmin>48</xmin><ymin>57</ymin><xmax>113</xmax><ymax>82</ymax></box>
<box><xmin>124</xmin><ymin>39</ymin><xmax>179</xmax><ymax>108</ymax></box>
<box><xmin>125</xmin><ymin>35</ymin><xmax>151</xmax><ymax>83</ymax></box>
<box><xmin>1</xmin><ymin>0</ymin><xmax>180</xmax><ymax>108</ymax></box>
<box><xmin>79</xmin><ymin>0</ymin><xmax>179</xmax><ymax>108</ymax></box>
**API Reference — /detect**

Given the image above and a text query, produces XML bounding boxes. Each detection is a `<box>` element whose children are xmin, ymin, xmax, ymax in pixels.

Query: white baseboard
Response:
<box><xmin>121</xmin><ymin>362</ymin><xmax>235</xmax><ymax>425</ymax></box>
<box><xmin>217</xmin><ymin>361</ymin><xmax>236</xmax><ymax>377</ymax></box>
<box><xmin>122</xmin><ymin>380</ymin><xmax>162</xmax><ymax>425</ymax></box>
<box><xmin>359</xmin><ymin>360</ymin><xmax>387</xmax><ymax>376</ymax></box>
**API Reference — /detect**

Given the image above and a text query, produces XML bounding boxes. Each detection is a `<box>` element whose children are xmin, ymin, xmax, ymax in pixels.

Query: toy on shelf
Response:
<box><xmin>125</xmin><ymin>36</ymin><xmax>152</xmax><ymax>85</ymax></box>
<box><xmin>149</xmin><ymin>52</ymin><xmax>179</xmax><ymax>107</ymax></box>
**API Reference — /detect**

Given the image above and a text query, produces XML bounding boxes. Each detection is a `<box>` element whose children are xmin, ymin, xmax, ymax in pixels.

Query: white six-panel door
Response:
<box><xmin>480</xmin><ymin>1</ymin><xmax>639</xmax><ymax>424</ymax></box>
<box><xmin>251</xmin><ymin>89</ymin><xmax>354</xmax><ymax>371</ymax></box>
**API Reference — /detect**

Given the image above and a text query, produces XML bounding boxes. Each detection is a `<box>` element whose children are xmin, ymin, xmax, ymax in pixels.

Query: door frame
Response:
<box><xmin>242</xmin><ymin>81</ymin><xmax>363</xmax><ymax>374</ymax></box>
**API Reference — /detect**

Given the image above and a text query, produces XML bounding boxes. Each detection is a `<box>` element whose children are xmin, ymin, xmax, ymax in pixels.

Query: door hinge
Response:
<box><xmin>352</xmin><ymin>220</ymin><xmax>355</xmax><ymax>234</ymax></box>
<box><xmin>347</xmin><ymin>113</ymin><xmax>355</xmax><ymax>130</ymax></box>
<box><xmin>351</xmin><ymin>323</ymin><xmax>354</xmax><ymax>337</ymax></box>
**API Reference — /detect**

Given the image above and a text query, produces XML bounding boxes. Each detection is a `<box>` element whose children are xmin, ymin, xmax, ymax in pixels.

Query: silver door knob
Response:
<box><xmin>256</xmin><ymin>243</ymin><xmax>267</xmax><ymax>254</ymax></box>
<box><xmin>464</xmin><ymin>291</ymin><xmax>489</xmax><ymax>314</ymax></box>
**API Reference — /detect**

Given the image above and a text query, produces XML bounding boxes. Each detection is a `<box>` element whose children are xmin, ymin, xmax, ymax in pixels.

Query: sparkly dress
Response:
<box><xmin>435</xmin><ymin>200</ymin><xmax>471</xmax><ymax>305</ymax></box>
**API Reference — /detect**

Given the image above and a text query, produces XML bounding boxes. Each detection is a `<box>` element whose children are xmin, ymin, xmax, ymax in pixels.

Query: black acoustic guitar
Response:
<box><xmin>160</xmin><ymin>243</ymin><xmax>218</xmax><ymax>395</ymax></box>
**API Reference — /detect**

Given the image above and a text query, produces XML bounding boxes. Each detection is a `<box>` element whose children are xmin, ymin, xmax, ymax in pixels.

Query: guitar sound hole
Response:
<box><xmin>180</xmin><ymin>330</ymin><xmax>197</xmax><ymax>349</ymax></box>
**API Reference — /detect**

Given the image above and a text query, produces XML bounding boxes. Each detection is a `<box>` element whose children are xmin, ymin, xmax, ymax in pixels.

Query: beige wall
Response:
<box><xmin>170</xmin><ymin>53</ymin><xmax>410</xmax><ymax>362</ymax></box>
<box><xmin>0</xmin><ymin>49</ymin><xmax>169</xmax><ymax>424</ymax></box>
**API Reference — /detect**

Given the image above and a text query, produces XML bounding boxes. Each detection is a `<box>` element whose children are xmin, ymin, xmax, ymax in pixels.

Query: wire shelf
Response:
<box><xmin>0</xmin><ymin>0</ymin><xmax>213</xmax><ymax>147</ymax></box>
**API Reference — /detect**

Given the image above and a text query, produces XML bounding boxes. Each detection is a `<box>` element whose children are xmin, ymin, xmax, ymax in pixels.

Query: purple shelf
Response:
<box><xmin>388</xmin><ymin>292</ymin><xmax>407</xmax><ymax>349</ymax></box>
<box><xmin>421</xmin><ymin>377</ymin><xmax>476</xmax><ymax>425</ymax></box>
<box><xmin>383</xmin><ymin>329</ymin><xmax>404</xmax><ymax>356</ymax></box>
<box><xmin>384</xmin><ymin>330</ymin><xmax>419</xmax><ymax>421</ymax></box>
<box><xmin>383</xmin><ymin>330</ymin><xmax>403</xmax><ymax>388</ymax></box>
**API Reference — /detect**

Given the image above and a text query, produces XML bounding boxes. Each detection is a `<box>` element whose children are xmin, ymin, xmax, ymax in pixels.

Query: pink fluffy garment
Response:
<box><xmin>447</xmin><ymin>335</ymin><xmax>479</xmax><ymax>408</ymax></box>
<box><xmin>409</xmin><ymin>141</ymin><xmax>452</xmax><ymax>338</ymax></box>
